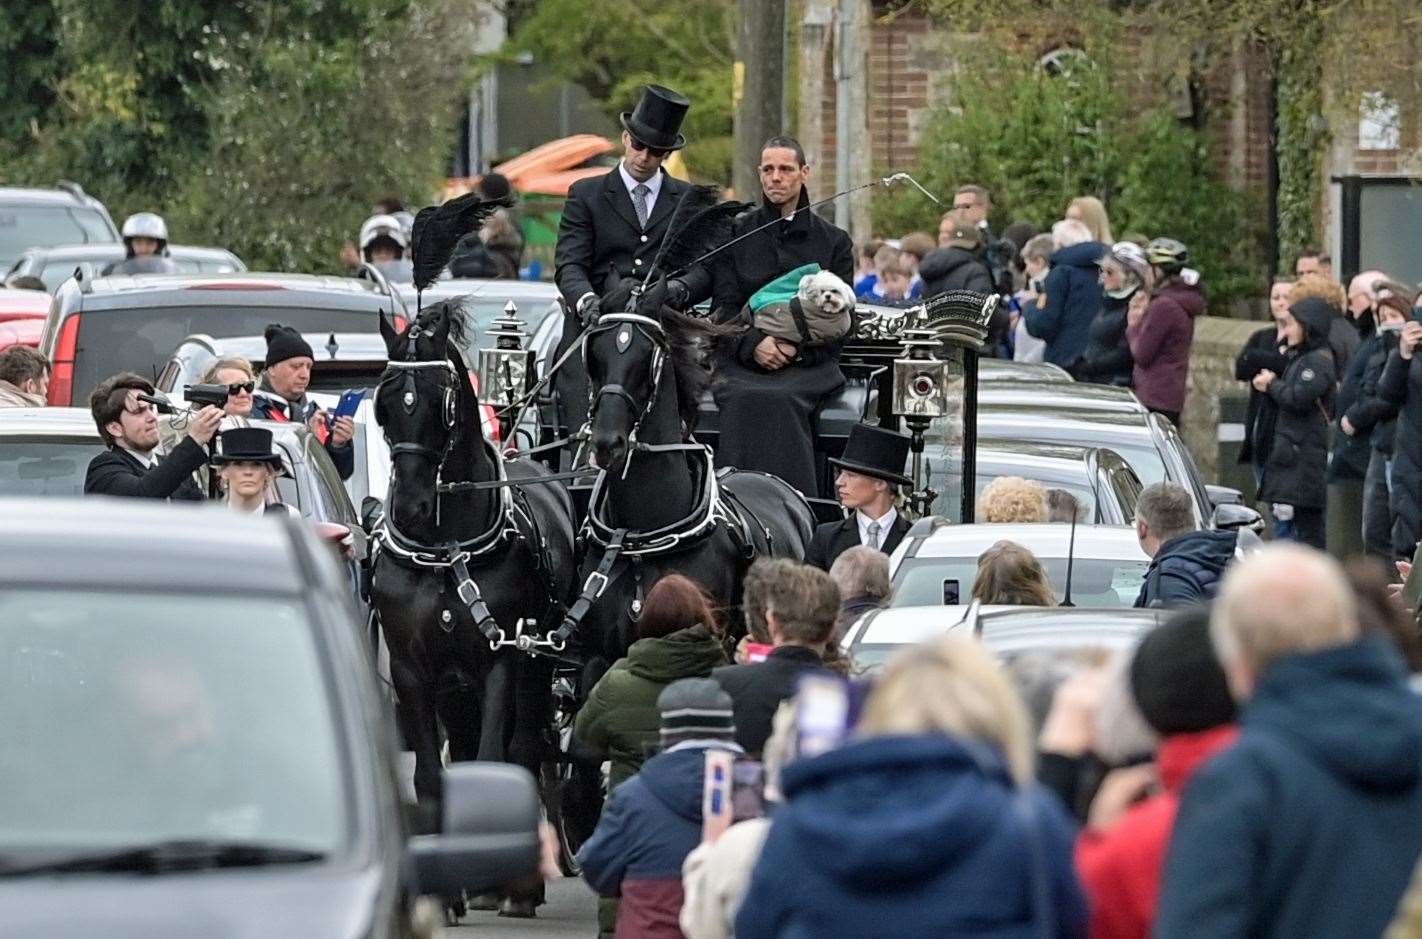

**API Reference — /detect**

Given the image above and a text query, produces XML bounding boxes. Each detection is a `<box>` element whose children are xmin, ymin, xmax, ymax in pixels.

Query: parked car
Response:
<box><xmin>0</xmin><ymin>317</ymin><xmax>44</xmax><ymax>353</ymax></box>
<box><xmin>0</xmin><ymin>408</ymin><xmax>106</xmax><ymax>498</ymax></box>
<box><xmin>0</xmin><ymin>498</ymin><xmax>540</xmax><ymax>934</ymax></box>
<box><xmin>887</xmin><ymin>521</ymin><xmax>1152</xmax><ymax>609</ymax></box>
<box><xmin>978</xmin><ymin>379</ymin><xmax>1145</xmax><ymax>414</ymax></box>
<box><xmin>0</xmin><ymin>183</ymin><xmax>119</xmax><ymax>270</ymax></box>
<box><xmin>930</xmin><ymin>440</ymin><xmax>1143</xmax><ymax>524</ymax></box>
<box><xmin>8</xmin><ymin>244</ymin><xmax>246</xmax><ymax>293</ymax></box>
<box><xmin>157</xmin><ymin>332</ymin><xmax>391</xmax><ymax>400</ymax></box>
<box><xmin>40</xmin><ymin>272</ymin><xmax>409</xmax><ymax>407</ymax></box>
<box><xmin>0</xmin><ymin>287</ymin><xmax>52</xmax><ymax>324</ymax></box>
<box><xmin>843</xmin><ymin>603</ymin><xmax>1165</xmax><ymax>674</ymax></box>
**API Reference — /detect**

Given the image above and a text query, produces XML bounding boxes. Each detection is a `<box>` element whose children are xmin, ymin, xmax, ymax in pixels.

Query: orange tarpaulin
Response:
<box><xmin>495</xmin><ymin>134</ymin><xmax>614</xmax><ymax>186</ymax></box>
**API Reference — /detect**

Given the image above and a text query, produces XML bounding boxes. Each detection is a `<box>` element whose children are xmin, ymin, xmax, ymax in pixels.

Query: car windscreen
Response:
<box><xmin>891</xmin><ymin>555</ymin><xmax>1148</xmax><ymax>608</ymax></box>
<box><xmin>0</xmin><ymin>436</ymin><xmax>106</xmax><ymax>498</ymax></box>
<box><xmin>0</xmin><ymin>589</ymin><xmax>347</xmax><ymax>858</ymax></box>
<box><xmin>0</xmin><ymin>207</ymin><xmax>114</xmax><ymax>268</ymax></box>
<box><xmin>72</xmin><ymin>304</ymin><xmax>382</xmax><ymax>405</ymax></box>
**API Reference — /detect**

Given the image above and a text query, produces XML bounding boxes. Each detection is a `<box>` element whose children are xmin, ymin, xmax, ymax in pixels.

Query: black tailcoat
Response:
<box><xmin>83</xmin><ymin>437</ymin><xmax>208</xmax><ymax>500</ymax></box>
<box><xmin>805</xmin><ymin>512</ymin><xmax>911</xmax><ymax>570</ymax></box>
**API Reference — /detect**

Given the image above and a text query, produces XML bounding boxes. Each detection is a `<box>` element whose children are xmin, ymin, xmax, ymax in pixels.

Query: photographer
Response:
<box><xmin>84</xmin><ymin>372</ymin><xmax>222</xmax><ymax>500</ymax></box>
<box><xmin>158</xmin><ymin>358</ymin><xmax>258</xmax><ymax>495</ymax></box>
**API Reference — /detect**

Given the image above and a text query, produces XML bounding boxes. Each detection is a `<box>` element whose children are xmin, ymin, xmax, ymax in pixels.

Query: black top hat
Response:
<box><xmin>829</xmin><ymin>423</ymin><xmax>913</xmax><ymax>487</ymax></box>
<box><xmin>211</xmin><ymin>426</ymin><xmax>287</xmax><ymax>472</ymax></box>
<box><xmin>620</xmin><ymin>84</ymin><xmax>690</xmax><ymax>152</ymax></box>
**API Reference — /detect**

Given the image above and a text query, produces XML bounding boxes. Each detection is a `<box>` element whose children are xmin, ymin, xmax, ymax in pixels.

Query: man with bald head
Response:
<box><xmin>1156</xmin><ymin>545</ymin><xmax>1422</xmax><ymax>939</ymax></box>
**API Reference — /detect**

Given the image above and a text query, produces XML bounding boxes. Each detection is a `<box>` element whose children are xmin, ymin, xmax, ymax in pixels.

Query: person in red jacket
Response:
<box><xmin>1075</xmin><ymin>605</ymin><xmax>1238</xmax><ymax>939</ymax></box>
<box><xmin>1127</xmin><ymin>239</ymin><xmax>1206</xmax><ymax>427</ymax></box>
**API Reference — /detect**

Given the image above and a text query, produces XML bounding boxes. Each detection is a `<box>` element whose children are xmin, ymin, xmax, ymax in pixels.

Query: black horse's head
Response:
<box><xmin>375</xmin><ymin>302</ymin><xmax>474</xmax><ymax>531</ymax></box>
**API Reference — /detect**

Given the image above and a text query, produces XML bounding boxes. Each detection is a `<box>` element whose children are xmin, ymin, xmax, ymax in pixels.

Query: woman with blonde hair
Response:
<box><xmin>972</xmin><ymin>540</ymin><xmax>1058</xmax><ymax>606</ymax></box>
<box><xmin>978</xmin><ymin>475</ymin><xmax>1049</xmax><ymax>523</ymax></box>
<box><xmin>1067</xmin><ymin>196</ymin><xmax>1114</xmax><ymax>245</ymax></box>
<box><xmin>734</xmin><ymin>636</ymin><xmax>1088</xmax><ymax>938</ymax></box>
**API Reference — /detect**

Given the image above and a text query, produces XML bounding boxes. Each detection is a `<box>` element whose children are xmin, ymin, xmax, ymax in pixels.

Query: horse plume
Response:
<box><xmin>648</xmin><ymin>186</ymin><xmax>750</xmax><ymax>281</ymax></box>
<box><xmin>410</xmin><ymin>191</ymin><xmax>500</xmax><ymax>300</ymax></box>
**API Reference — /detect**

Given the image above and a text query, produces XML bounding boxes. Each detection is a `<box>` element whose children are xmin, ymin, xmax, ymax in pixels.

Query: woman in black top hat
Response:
<box><xmin>806</xmin><ymin>423</ymin><xmax>913</xmax><ymax>570</ymax></box>
<box><xmin>211</xmin><ymin>426</ymin><xmax>295</xmax><ymax>517</ymax></box>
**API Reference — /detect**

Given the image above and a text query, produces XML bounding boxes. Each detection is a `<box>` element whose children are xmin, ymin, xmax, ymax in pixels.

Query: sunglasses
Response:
<box><xmin>952</xmin><ymin>202</ymin><xmax>977</xmax><ymax>211</ymax></box>
<box><xmin>227</xmin><ymin>381</ymin><xmax>255</xmax><ymax>396</ymax></box>
<box><xmin>627</xmin><ymin>137</ymin><xmax>671</xmax><ymax>158</ymax></box>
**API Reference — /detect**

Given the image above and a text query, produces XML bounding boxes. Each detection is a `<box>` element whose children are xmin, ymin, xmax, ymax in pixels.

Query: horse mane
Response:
<box><xmin>412</xmin><ymin>298</ymin><xmax>471</xmax><ymax>352</ymax></box>
<box><xmin>657</xmin><ymin>307</ymin><xmax>737</xmax><ymax>434</ymax></box>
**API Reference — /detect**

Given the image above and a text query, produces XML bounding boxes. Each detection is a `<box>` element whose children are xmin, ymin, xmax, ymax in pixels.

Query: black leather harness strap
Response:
<box><xmin>450</xmin><ymin>555</ymin><xmax>503</xmax><ymax>642</ymax></box>
<box><xmin>551</xmin><ymin>528</ymin><xmax>628</xmax><ymax>645</ymax></box>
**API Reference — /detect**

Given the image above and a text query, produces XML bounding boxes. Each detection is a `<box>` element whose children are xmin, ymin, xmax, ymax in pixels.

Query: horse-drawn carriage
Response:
<box><xmin>363</xmin><ymin>192</ymin><xmax>998</xmax><ymax>914</ymax></box>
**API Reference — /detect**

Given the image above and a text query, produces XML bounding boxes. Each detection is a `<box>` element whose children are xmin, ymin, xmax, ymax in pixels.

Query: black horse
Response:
<box><xmin>570</xmin><ymin>281</ymin><xmax>815</xmax><ymax>670</ymax></box>
<box><xmin>370</xmin><ymin>302</ymin><xmax>576</xmax><ymax>830</ymax></box>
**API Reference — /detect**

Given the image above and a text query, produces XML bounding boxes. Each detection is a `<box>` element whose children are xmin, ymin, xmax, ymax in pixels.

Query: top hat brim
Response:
<box><xmin>620</xmin><ymin>113</ymin><xmax>686</xmax><ymax>152</ymax></box>
<box><xmin>828</xmin><ymin>455</ymin><xmax>912</xmax><ymax>487</ymax></box>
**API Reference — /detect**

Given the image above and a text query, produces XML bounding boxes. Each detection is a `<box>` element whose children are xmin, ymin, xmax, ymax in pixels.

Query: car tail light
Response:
<box><xmin>48</xmin><ymin>315</ymin><xmax>81</xmax><ymax>406</ymax></box>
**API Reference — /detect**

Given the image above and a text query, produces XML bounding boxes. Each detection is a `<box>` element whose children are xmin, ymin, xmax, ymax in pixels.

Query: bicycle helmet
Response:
<box><xmin>1145</xmin><ymin>237</ymin><xmax>1188</xmax><ymax>274</ymax></box>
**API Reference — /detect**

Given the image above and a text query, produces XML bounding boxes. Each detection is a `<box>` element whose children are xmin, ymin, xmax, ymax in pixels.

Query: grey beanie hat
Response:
<box><xmin>658</xmin><ymin>677</ymin><xmax>736</xmax><ymax>747</ymax></box>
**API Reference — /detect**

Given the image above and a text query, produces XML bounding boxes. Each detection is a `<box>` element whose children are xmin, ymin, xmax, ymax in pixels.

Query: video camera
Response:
<box><xmin>183</xmin><ymin>383</ymin><xmax>232</xmax><ymax>409</ymax></box>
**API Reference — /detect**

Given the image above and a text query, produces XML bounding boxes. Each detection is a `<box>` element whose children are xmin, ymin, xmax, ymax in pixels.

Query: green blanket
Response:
<box><xmin>747</xmin><ymin>262</ymin><xmax>822</xmax><ymax>312</ymax></box>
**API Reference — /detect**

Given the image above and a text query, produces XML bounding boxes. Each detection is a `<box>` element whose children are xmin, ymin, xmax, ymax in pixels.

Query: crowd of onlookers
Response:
<box><xmin>563</xmin><ymin>541</ymin><xmax>1422</xmax><ymax>939</ymax></box>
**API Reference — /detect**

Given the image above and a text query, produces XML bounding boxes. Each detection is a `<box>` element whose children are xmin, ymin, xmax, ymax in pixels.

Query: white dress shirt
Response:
<box><xmin>618</xmin><ymin>162</ymin><xmax>663</xmax><ymax>220</ymax></box>
<box><xmin>856</xmin><ymin>507</ymin><xmax>898</xmax><ymax>550</ymax></box>
<box><xmin>119</xmin><ymin>445</ymin><xmax>157</xmax><ymax>469</ymax></box>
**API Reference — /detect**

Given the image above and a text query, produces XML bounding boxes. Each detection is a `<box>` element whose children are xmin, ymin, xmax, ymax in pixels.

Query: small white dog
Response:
<box><xmin>797</xmin><ymin>269</ymin><xmax>856</xmax><ymax>318</ymax></box>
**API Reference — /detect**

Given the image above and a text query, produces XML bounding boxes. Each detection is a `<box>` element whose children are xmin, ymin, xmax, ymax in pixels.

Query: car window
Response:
<box><xmin>0</xmin><ymin>589</ymin><xmax>346</xmax><ymax>855</ymax></box>
<box><xmin>0</xmin><ymin>207</ymin><xmax>114</xmax><ymax>267</ymax></box>
<box><xmin>1108</xmin><ymin>463</ymin><xmax>1143</xmax><ymax>522</ymax></box>
<box><xmin>931</xmin><ymin>470</ymin><xmax>1100</xmax><ymax>524</ymax></box>
<box><xmin>70</xmin><ymin>304</ymin><xmax>383</xmax><ymax>406</ymax></box>
<box><xmin>892</xmin><ymin>556</ymin><xmax>1148</xmax><ymax>609</ymax></box>
<box><xmin>0</xmin><ymin>437</ymin><xmax>106</xmax><ymax>498</ymax></box>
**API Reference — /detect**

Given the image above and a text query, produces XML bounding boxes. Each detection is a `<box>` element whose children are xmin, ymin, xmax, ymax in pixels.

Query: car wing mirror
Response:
<box><xmin>1205</xmin><ymin>484</ymin><xmax>1243</xmax><ymax>507</ymax></box>
<box><xmin>1211</xmin><ymin>502</ymin><xmax>1264</xmax><ymax>533</ymax></box>
<box><xmin>406</xmin><ymin>763</ymin><xmax>540</xmax><ymax>898</ymax></box>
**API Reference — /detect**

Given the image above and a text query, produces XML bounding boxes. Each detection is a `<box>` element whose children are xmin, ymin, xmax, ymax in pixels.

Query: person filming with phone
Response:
<box><xmin>1378</xmin><ymin>285</ymin><xmax>1422</xmax><ymax>560</ymax></box>
<box><xmin>250</xmin><ymin>324</ymin><xmax>355</xmax><ymax>480</ymax></box>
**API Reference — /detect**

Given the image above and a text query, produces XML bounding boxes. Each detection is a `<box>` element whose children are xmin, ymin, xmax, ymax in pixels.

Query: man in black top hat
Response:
<box><xmin>552</xmin><ymin>84</ymin><xmax>712</xmax><ymax>437</ymax></box>
<box><xmin>805</xmin><ymin>423</ymin><xmax>913</xmax><ymax>570</ymax></box>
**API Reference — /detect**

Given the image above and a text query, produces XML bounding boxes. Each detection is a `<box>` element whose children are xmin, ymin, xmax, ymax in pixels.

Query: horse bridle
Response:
<box><xmin>583</xmin><ymin>311</ymin><xmax>668</xmax><ymax>450</ymax></box>
<box><xmin>377</xmin><ymin>323</ymin><xmax>460</xmax><ymax>466</ymax></box>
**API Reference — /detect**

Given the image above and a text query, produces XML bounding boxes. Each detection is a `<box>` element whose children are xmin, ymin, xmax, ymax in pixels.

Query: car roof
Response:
<box><xmin>906</xmin><ymin>522</ymin><xmax>1147</xmax><ymax>561</ymax></box>
<box><xmin>0</xmin><ymin>406</ymin><xmax>99</xmax><ymax>437</ymax></box>
<box><xmin>978</xmin><ymin>380</ymin><xmax>1145</xmax><ymax>412</ymax></box>
<box><xmin>175</xmin><ymin>331</ymin><xmax>388</xmax><ymax>363</ymax></box>
<box><xmin>0</xmin><ymin>187</ymin><xmax>105</xmax><ymax>208</ymax></box>
<box><xmin>968</xmin><ymin>442</ymin><xmax>1114</xmax><ymax>488</ymax></box>
<box><xmin>396</xmin><ymin>278</ymin><xmax>560</xmax><ymax>304</ymax></box>
<box><xmin>77</xmin><ymin>272</ymin><xmax>395</xmax><ymax>310</ymax></box>
<box><xmin>975</xmin><ymin>407</ymin><xmax>1156</xmax><ymax>442</ymax></box>
<box><xmin>853</xmin><ymin>604</ymin><xmax>1162</xmax><ymax>654</ymax></box>
<box><xmin>976</xmin><ymin>359</ymin><xmax>1073</xmax><ymax>382</ymax></box>
<box><xmin>19</xmin><ymin>243</ymin><xmax>241</xmax><ymax>263</ymax></box>
<box><xmin>0</xmin><ymin>498</ymin><xmax>312</xmax><ymax>594</ymax></box>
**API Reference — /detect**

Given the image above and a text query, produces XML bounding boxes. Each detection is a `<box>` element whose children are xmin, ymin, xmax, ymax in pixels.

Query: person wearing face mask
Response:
<box><xmin>1236</xmin><ymin>278</ymin><xmax>1295</xmax><ymax>489</ymax></box>
<box><xmin>1252</xmin><ymin>297</ymin><xmax>1338</xmax><ymax>549</ymax></box>
<box><xmin>84</xmin><ymin>372</ymin><xmax>222</xmax><ymax>500</ymax></box>
<box><xmin>1343</xmin><ymin>288</ymin><xmax>1412</xmax><ymax>558</ymax></box>
<box><xmin>1073</xmin><ymin>241</ymin><xmax>1151</xmax><ymax>386</ymax></box>
<box><xmin>210</xmin><ymin>426</ymin><xmax>294</xmax><ymax>516</ymax></box>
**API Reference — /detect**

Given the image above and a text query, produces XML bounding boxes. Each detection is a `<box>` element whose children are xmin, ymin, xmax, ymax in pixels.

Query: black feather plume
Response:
<box><xmin>410</xmin><ymin>191</ymin><xmax>500</xmax><ymax>293</ymax></box>
<box><xmin>654</xmin><ymin>198</ymin><xmax>754</xmax><ymax>278</ymax></box>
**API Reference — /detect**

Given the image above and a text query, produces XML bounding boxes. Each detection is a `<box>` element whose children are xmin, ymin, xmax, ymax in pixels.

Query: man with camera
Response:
<box><xmin>84</xmin><ymin>372</ymin><xmax>222</xmax><ymax>500</ymax></box>
<box><xmin>250</xmin><ymin>324</ymin><xmax>355</xmax><ymax>480</ymax></box>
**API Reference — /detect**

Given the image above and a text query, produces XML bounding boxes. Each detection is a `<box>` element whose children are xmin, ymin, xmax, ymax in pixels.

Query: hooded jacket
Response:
<box><xmin>1259</xmin><ymin>297</ymin><xmax>1337</xmax><ymax>509</ymax></box>
<box><xmin>1127</xmin><ymin>279</ymin><xmax>1206</xmax><ymax>414</ymax></box>
<box><xmin>579</xmin><ymin>743</ymin><xmax>741</xmax><ymax>939</ymax></box>
<box><xmin>1134</xmin><ymin>529</ymin><xmax>1238</xmax><ymax>609</ymax></box>
<box><xmin>1073</xmin><ymin>294</ymin><xmax>1134</xmax><ymax>387</ymax></box>
<box><xmin>919</xmin><ymin>246</ymin><xmax>994</xmax><ymax>298</ymax></box>
<box><xmin>1075</xmin><ymin>725</ymin><xmax>1239</xmax><ymax>939</ymax></box>
<box><xmin>250</xmin><ymin>376</ymin><xmax>354</xmax><ymax>480</ymax></box>
<box><xmin>574</xmin><ymin>625</ymin><xmax>728</xmax><ymax>790</ymax></box>
<box><xmin>734</xmin><ymin>734</ymin><xmax>1088</xmax><ymax>939</ymax></box>
<box><xmin>1157</xmin><ymin>637</ymin><xmax>1422</xmax><ymax>939</ymax></box>
<box><xmin>1023</xmin><ymin>241</ymin><xmax>1108</xmax><ymax>368</ymax></box>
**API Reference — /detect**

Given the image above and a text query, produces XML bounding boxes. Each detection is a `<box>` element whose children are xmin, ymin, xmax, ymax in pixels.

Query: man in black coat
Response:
<box><xmin>714</xmin><ymin>560</ymin><xmax>838</xmax><ymax>756</ymax></box>
<box><xmin>701</xmin><ymin>136</ymin><xmax>855</xmax><ymax>496</ymax></box>
<box><xmin>806</xmin><ymin>423</ymin><xmax>912</xmax><ymax>570</ymax></box>
<box><xmin>1342</xmin><ymin>291</ymin><xmax>1409</xmax><ymax>558</ymax></box>
<box><xmin>84</xmin><ymin>372</ymin><xmax>222</xmax><ymax>500</ymax></box>
<box><xmin>552</xmin><ymin>85</ymin><xmax>710</xmax><ymax>437</ymax></box>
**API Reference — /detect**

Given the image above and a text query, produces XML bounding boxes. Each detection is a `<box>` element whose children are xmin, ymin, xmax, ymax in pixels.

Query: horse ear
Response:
<box><xmin>378</xmin><ymin>310</ymin><xmax>400</xmax><ymax>355</ymax></box>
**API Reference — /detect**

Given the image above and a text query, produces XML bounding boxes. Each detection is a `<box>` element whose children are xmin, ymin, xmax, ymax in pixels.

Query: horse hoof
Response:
<box><xmin>498</xmin><ymin>898</ymin><xmax>538</xmax><ymax>919</ymax></box>
<box><xmin>467</xmin><ymin>892</ymin><xmax>501</xmax><ymax>912</ymax></box>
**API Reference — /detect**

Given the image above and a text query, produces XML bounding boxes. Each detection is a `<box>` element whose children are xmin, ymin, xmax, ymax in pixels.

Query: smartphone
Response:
<box><xmin>702</xmin><ymin>749</ymin><xmax>735</xmax><ymax>844</ymax></box>
<box><xmin>795</xmin><ymin>674</ymin><xmax>850</xmax><ymax>759</ymax></box>
<box><xmin>333</xmin><ymin>389</ymin><xmax>365</xmax><ymax>421</ymax></box>
<box><xmin>943</xmin><ymin>578</ymin><xmax>961</xmax><ymax>605</ymax></box>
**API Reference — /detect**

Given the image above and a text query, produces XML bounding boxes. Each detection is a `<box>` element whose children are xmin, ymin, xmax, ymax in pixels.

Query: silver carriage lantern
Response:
<box><xmin>477</xmin><ymin>301</ymin><xmax>536</xmax><ymax>437</ymax></box>
<box><xmin>890</xmin><ymin>290</ymin><xmax>1000</xmax><ymax>522</ymax></box>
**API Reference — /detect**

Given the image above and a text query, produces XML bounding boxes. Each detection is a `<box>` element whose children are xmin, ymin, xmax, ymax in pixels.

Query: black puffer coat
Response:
<box><xmin>1346</xmin><ymin>328</ymin><xmax>1402</xmax><ymax>457</ymax></box>
<box><xmin>1378</xmin><ymin>343</ymin><xmax>1422</xmax><ymax>559</ymax></box>
<box><xmin>1328</xmin><ymin>317</ymin><xmax>1376</xmax><ymax>482</ymax></box>
<box><xmin>1259</xmin><ymin>298</ymin><xmax>1337</xmax><ymax>510</ymax></box>
<box><xmin>1236</xmin><ymin>326</ymin><xmax>1288</xmax><ymax>468</ymax></box>
<box><xmin>1072</xmin><ymin>295</ymin><xmax>1134</xmax><ymax>387</ymax></box>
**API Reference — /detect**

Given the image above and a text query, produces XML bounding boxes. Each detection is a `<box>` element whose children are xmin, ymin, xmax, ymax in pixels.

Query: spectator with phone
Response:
<box><xmin>1378</xmin><ymin>287</ymin><xmax>1422</xmax><ymax>560</ymax></box>
<box><xmin>250</xmin><ymin>324</ymin><xmax>355</xmax><ymax>480</ymax></box>
<box><xmin>578</xmin><ymin>678</ymin><xmax>743</xmax><ymax>939</ymax></box>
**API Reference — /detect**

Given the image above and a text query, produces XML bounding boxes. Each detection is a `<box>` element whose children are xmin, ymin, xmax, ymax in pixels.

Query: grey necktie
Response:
<box><xmin>632</xmin><ymin>183</ymin><xmax>650</xmax><ymax>229</ymax></box>
<box><xmin>867</xmin><ymin>520</ymin><xmax>882</xmax><ymax>549</ymax></box>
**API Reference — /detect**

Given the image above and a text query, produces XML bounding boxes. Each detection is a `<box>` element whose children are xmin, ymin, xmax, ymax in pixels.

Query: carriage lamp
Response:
<box><xmin>892</xmin><ymin>327</ymin><xmax>953</xmax><ymax>517</ymax></box>
<box><xmin>477</xmin><ymin>301</ymin><xmax>536</xmax><ymax>416</ymax></box>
